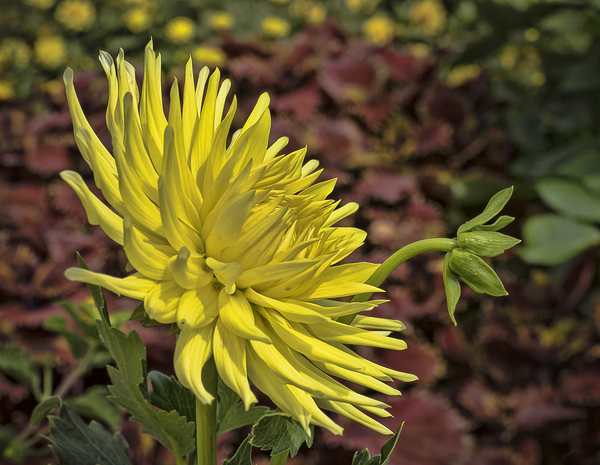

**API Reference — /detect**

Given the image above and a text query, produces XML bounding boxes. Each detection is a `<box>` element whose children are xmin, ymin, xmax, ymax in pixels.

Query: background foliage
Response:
<box><xmin>1</xmin><ymin>0</ymin><xmax>600</xmax><ymax>464</ymax></box>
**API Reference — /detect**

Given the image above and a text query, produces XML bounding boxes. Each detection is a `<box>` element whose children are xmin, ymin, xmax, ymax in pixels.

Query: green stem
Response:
<box><xmin>270</xmin><ymin>450</ymin><xmax>289</xmax><ymax>465</ymax></box>
<box><xmin>338</xmin><ymin>238</ymin><xmax>456</xmax><ymax>325</ymax></box>
<box><xmin>195</xmin><ymin>357</ymin><xmax>218</xmax><ymax>465</ymax></box>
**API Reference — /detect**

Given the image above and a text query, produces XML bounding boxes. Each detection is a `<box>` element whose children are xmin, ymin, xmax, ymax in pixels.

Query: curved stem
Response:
<box><xmin>270</xmin><ymin>450</ymin><xmax>289</xmax><ymax>465</ymax></box>
<box><xmin>196</xmin><ymin>357</ymin><xmax>218</xmax><ymax>465</ymax></box>
<box><xmin>338</xmin><ymin>238</ymin><xmax>456</xmax><ymax>325</ymax></box>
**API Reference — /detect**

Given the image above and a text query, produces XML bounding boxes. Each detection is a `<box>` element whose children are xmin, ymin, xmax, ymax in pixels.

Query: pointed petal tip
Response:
<box><xmin>63</xmin><ymin>67</ymin><xmax>73</xmax><ymax>84</ymax></box>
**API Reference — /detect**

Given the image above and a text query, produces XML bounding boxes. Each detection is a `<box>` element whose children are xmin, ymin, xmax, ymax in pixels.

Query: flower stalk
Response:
<box><xmin>196</xmin><ymin>357</ymin><xmax>218</xmax><ymax>465</ymax></box>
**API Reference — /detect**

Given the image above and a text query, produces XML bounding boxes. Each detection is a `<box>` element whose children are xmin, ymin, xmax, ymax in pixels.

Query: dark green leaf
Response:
<box><xmin>77</xmin><ymin>253</ymin><xmax>110</xmax><ymax>325</ymax></box>
<box><xmin>30</xmin><ymin>396</ymin><xmax>63</xmax><ymax>427</ymax></box>
<box><xmin>457</xmin><ymin>231</ymin><xmax>521</xmax><ymax>257</ymax></box>
<box><xmin>222</xmin><ymin>435</ymin><xmax>253</xmax><ymax>465</ymax></box>
<box><xmin>442</xmin><ymin>253</ymin><xmax>461</xmax><ymax>326</ymax></box>
<box><xmin>0</xmin><ymin>345</ymin><xmax>41</xmax><ymax>400</ymax></box>
<box><xmin>536</xmin><ymin>179</ymin><xmax>600</xmax><ymax>222</ymax></box>
<box><xmin>449</xmin><ymin>250</ymin><xmax>508</xmax><ymax>297</ymax></box>
<box><xmin>351</xmin><ymin>423</ymin><xmax>403</xmax><ymax>465</ymax></box>
<box><xmin>457</xmin><ymin>187</ymin><xmax>514</xmax><ymax>235</ymax></box>
<box><xmin>96</xmin><ymin>318</ymin><xmax>196</xmax><ymax>456</ymax></box>
<box><xmin>129</xmin><ymin>303</ymin><xmax>145</xmax><ymax>321</ymax></box>
<box><xmin>250</xmin><ymin>413</ymin><xmax>313</xmax><ymax>457</ymax></box>
<box><xmin>520</xmin><ymin>214</ymin><xmax>600</xmax><ymax>265</ymax></box>
<box><xmin>48</xmin><ymin>403</ymin><xmax>131</xmax><ymax>465</ymax></box>
<box><xmin>217</xmin><ymin>378</ymin><xmax>271</xmax><ymax>436</ymax></box>
<box><xmin>149</xmin><ymin>371</ymin><xmax>196</xmax><ymax>423</ymax></box>
<box><xmin>68</xmin><ymin>385</ymin><xmax>121</xmax><ymax>431</ymax></box>
<box><xmin>43</xmin><ymin>315</ymin><xmax>90</xmax><ymax>358</ymax></box>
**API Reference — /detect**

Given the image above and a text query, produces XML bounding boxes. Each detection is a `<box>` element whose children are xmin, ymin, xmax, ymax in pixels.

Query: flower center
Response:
<box><xmin>206</xmin><ymin>257</ymin><xmax>243</xmax><ymax>295</ymax></box>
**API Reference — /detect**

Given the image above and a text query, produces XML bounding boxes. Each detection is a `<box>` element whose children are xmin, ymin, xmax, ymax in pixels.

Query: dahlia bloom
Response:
<box><xmin>62</xmin><ymin>42</ymin><xmax>416</xmax><ymax>435</ymax></box>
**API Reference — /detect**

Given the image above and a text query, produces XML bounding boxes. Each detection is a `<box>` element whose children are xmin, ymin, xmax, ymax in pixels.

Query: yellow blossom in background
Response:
<box><xmin>165</xmin><ymin>16</ymin><xmax>196</xmax><ymax>44</ymax></box>
<box><xmin>410</xmin><ymin>0</ymin><xmax>447</xmax><ymax>36</ymax></box>
<box><xmin>530</xmin><ymin>71</ymin><xmax>546</xmax><ymax>86</ymax></box>
<box><xmin>34</xmin><ymin>35</ymin><xmax>67</xmax><ymax>69</ymax></box>
<box><xmin>0</xmin><ymin>39</ymin><xmax>31</xmax><ymax>69</ymax></box>
<box><xmin>23</xmin><ymin>0</ymin><xmax>56</xmax><ymax>9</ymax></box>
<box><xmin>304</xmin><ymin>3</ymin><xmax>327</xmax><ymax>25</ymax></box>
<box><xmin>192</xmin><ymin>45</ymin><xmax>227</xmax><ymax>67</ymax></box>
<box><xmin>407</xmin><ymin>42</ymin><xmax>431</xmax><ymax>58</ymax></box>
<box><xmin>345</xmin><ymin>0</ymin><xmax>381</xmax><ymax>14</ymax></box>
<box><xmin>269</xmin><ymin>0</ymin><xmax>290</xmax><ymax>4</ymax></box>
<box><xmin>262</xmin><ymin>15</ymin><xmax>291</xmax><ymax>38</ymax></box>
<box><xmin>54</xmin><ymin>0</ymin><xmax>96</xmax><ymax>32</ymax></box>
<box><xmin>62</xmin><ymin>42</ymin><xmax>416</xmax><ymax>435</ymax></box>
<box><xmin>0</xmin><ymin>81</ymin><xmax>14</xmax><ymax>100</ymax></box>
<box><xmin>210</xmin><ymin>11</ymin><xmax>235</xmax><ymax>31</ymax></box>
<box><xmin>123</xmin><ymin>7</ymin><xmax>152</xmax><ymax>33</ymax></box>
<box><xmin>446</xmin><ymin>64</ymin><xmax>481</xmax><ymax>87</ymax></box>
<box><xmin>499</xmin><ymin>44</ymin><xmax>519</xmax><ymax>69</ymax></box>
<box><xmin>363</xmin><ymin>14</ymin><xmax>395</xmax><ymax>47</ymax></box>
<box><xmin>524</xmin><ymin>27</ymin><xmax>540</xmax><ymax>42</ymax></box>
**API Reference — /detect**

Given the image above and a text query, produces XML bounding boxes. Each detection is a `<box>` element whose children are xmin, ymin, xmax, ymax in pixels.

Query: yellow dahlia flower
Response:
<box><xmin>62</xmin><ymin>42</ymin><xmax>415</xmax><ymax>435</ymax></box>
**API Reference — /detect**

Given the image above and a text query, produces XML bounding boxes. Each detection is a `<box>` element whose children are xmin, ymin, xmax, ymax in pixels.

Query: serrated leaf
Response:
<box><xmin>77</xmin><ymin>253</ymin><xmax>110</xmax><ymax>324</ymax></box>
<box><xmin>351</xmin><ymin>423</ymin><xmax>403</xmax><ymax>465</ymax></box>
<box><xmin>96</xmin><ymin>318</ymin><xmax>196</xmax><ymax>456</ymax></box>
<box><xmin>0</xmin><ymin>345</ymin><xmax>41</xmax><ymax>400</ymax></box>
<box><xmin>457</xmin><ymin>231</ymin><xmax>521</xmax><ymax>258</ymax></box>
<box><xmin>149</xmin><ymin>371</ymin><xmax>196</xmax><ymax>423</ymax></box>
<box><xmin>520</xmin><ymin>214</ymin><xmax>600</xmax><ymax>265</ymax></box>
<box><xmin>30</xmin><ymin>396</ymin><xmax>63</xmax><ymax>427</ymax></box>
<box><xmin>43</xmin><ymin>315</ymin><xmax>90</xmax><ymax>358</ymax></box>
<box><xmin>48</xmin><ymin>402</ymin><xmax>132</xmax><ymax>465</ymax></box>
<box><xmin>457</xmin><ymin>187</ymin><xmax>514</xmax><ymax>235</ymax></box>
<box><xmin>536</xmin><ymin>178</ymin><xmax>600</xmax><ymax>222</ymax></box>
<box><xmin>222</xmin><ymin>435</ymin><xmax>253</xmax><ymax>465</ymax></box>
<box><xmin>217</xmin><ymin>378</ymin><xmax>271</xmax><ymax>436</ymax></box>
<box><xmin>449</xmin><ymin>249</ymin><xmax>508</xmax><ymax>297</ymax></box>
<box><xmin>250</xmin><ymin>413</ymin><xmax>313</xmax><ymax>457</ymax></box>
<box><xmin>68</xmin><ymin>385</ymin><xmax>121</xmax><ymax>431</ymax></box>
<box><xmin>442</xmin><ymin>253</ymin><xmax>461</xmax><ymax>326</ymax></box>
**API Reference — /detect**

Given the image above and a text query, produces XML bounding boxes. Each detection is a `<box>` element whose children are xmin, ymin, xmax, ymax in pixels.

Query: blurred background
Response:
<box><xmin>1</xmin><ymin>0</ymin><xmax>600</xmax><ymax>463</ymax></box>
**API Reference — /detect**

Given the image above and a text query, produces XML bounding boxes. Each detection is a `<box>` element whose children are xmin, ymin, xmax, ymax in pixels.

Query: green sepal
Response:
<box><xmin>457</xmin><ymin>231</ymin><xmax>521</xmax><ymax>257</ymax></box>
<box><xmin>449</xmin><ymin>249</ymin><xmax>508</xmax><ymax>297</ymax></box>
<box><xmin>457</xmin><ymin>187</ymin><xmax>514</xmax><ymax>236</ymax></box>
<box><xmin>442</xmin><ymin>253</ymin><xmax>461</xmax><ymax>326</ymax></box>
<box><xmin>217</xmin><ymin>378</ymin><xmax>271</xmax><ymax>437</ymax></box>
<box><xmin>250</xmin><ymin>413</ymin><xmax>313</xmax><ymax>457</ymax></box>
<box><xmin>222</xmin><ymin>435</ymin><xmax>252</xmax><ymax>465</ymax></box>
<box><xmin>128</xmin><ymin>302</ymin><xmax>164</xmax><ymax>328</ymax></box>
<box><xmin>351</xmin><ymin>423</ymin><xmax>403</xmax><ymax>465</ymax></box>
<box><xmin>474</xmin><ymin>215</ymin><xmax>514</xmax><ymax>232</ymax></box>
<box><xmin>30</xmin><ymin>396</ymin><xmax>63</xmax><ymax>427</ymax></box>
<box><xmin>48</xmin><ymin>402</ymin><xmax>132</xmax><ymax>465</ymax></box>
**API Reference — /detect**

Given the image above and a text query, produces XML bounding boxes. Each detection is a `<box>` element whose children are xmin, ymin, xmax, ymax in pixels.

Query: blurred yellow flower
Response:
<box><xmin>524</xmin><ymin>28</ymin><xmax>540</xmax><ymax>42</ymax></box>
<box><xmin>530</xmin><ymin>71</ymin><xmax>546</xmax><ymax>86</ymax></box>
<box><xmin>262</xmin><ymin>15</ymin><xmax>290</xmax><ymax>38</ymax></box>
<box><xmin>407</xmin><ymin>42</ymin><xmax>430</xmax><ymax>58</ymax></box>
<box><xmin>34</xmin><ymin>35</ymin><xmax>67</xmax><ymax>69</ymax></box>
<box><xmin>210</xmin><ymin>11</ymin><xmax>235</xmax><ymax>31</ymax></box>
<box><xmin>192</xmin><ymin>45</ymin><xmax>226</xmax><ymax>67</ymax></box>
<box><xmin>0</xmin><ymin>81</ymin><xmax>14</xmax><ymax>100</ymax></box>
<box><xmin>410</xmin><ymin>0</ymin><xmax>447</xmax><ymax>36</ymax></box>
<box><xmin>499</xmin><ymin>44</ymin><xmax>519</xmax><ymax>70</ymax></box>
<box><xmin>363</xmin><ymin>14</ymin><xmax>395</xmax><ymax>46</ymax></box>
<box><xmin>305</xmin><ymin>3</ymin><xmax>327</xmax><ymax>25</ymax></box>
<box><xmin>0</xmin><ymin>39</ymin><xmax>31</xmax><ymax>68</ymax></box>
<box><xmin>345</xmin><ymin>0</ymin><xmax>381</xmax><ymax>13</ymax></box>
<box><xmin>123</xmin><ymin>8</ymin><xmax>152</xmax><ymax>33</ymax></box>
<box><xmin>269</xmin><ymin>0</ymin><xmax>290</xmax><ymax>4</ymax></box>
<box><xmin>165</xmin><ymin>17</ymin><xmax>196</xmax><ymax>44</ymax></box>
<box><xmin>54</xmin><ymin>0</ymin><xmax>96</xmax><ymax>32</ymax></box>
<box><xmin>23</xmin><ymin>0</ymin><xmax>56</xmax><ymax>9</ymax></box>
<box><xmin>446</xmin><ymin>64</ymin><xmax>481</xmax><ymax>87</ymax></box>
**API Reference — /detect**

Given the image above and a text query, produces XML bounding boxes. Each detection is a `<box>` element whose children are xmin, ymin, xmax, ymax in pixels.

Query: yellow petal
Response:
<box><xmin>144</xmin><ymin>280</ymin><xmax>185</xmax><ymax>323</ymax></box>
<box><xmin>297</xmin><ymin>262</ymin><xmax>381</xmax><ymax>300</ymax></box>
<box><xmin>236</xmin><ymin>259</ymin><xmax>318</xmax><ymax>290</ymax></box>
<box><xmin>213</xmin><ymin>319</ymin><xmax>257</xmax><ymax>409</ymax></box>
<box><xmin>218</xmin><ymin>290</ymin><xmax>271</xmax><ymax>343</ymax></box>
<box><xmin>308</xmin><ymin>320</ymin><xmax>407</xmax><ymax>350</ymax></box>
<box><xmin>177</xmin><ymin>285</ymin><xmax>220</xmax><ymax>329</ymax></box>
<box><xmin>315</xmin><ymin>399</ymin><xmax>392</xmax><ymax>435</ymax></box>
<box><xmin>169</xmin><ymin>247</ymin><xmax>213</xmax><ymax>290</ymax></box>
<box><xmin>206</xmin><ymin>258</ymin><xmax>243</xmax><ymax>294</ymax></box>
<box><xmin>244</xmin><ymin>288</ymin><xmax>327</xmax><ymax>324</ymax></box>
<box><xmin>352</xmin><ymin>315</ymin><xmax>406</xmax><ymax>332</ymax></box>
<box><xmin>174</xmin><ymin>324</ymin><xmax>216</xmax><ymax>404</ymax></box>
<box><xmin>64</xmin><ymin>268</ymin><xmax>156</xmax><ymax>300</ymax></box>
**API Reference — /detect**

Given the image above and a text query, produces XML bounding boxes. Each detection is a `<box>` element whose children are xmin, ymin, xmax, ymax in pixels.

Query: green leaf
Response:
<box><xmin>457</xmin><ymin>187</ymin><xmax>514</xmax><ymax>235</ymax></box>
<box><xmin>0</xmin><ymin>345</ymin><xmax>41</xmax><ymax>400</ymax></box>
<box><xmin>95</xmin><ymin>318</ymin><xmax>196</xmax><ymax>457</ymax></box>
<box><xmin>351</xmin><ymin>423</ymin><xmax>403</xmax><ymax>465</ymax></box>
<box><xmin>43</xmin><ymin>315</ymin><xmax>90</xmax><ymax>358</ymax></box>
<box><xmin>0</xmin><ymin>425</ymin><xmax>20</xmax><ymax>461</ymax></box>
<box><xmin>30</xmin><ymin>396</ymin><xmax>63</xmax><ymax>427</ymax></box>
<box><xmin>475</xmin><ymin>215</ymin><xmax>515</xmax><ymax>232</ymax></box>
<box><xmin>149</xmin><ymin>371</ymin><xmax>196</xmax><ymax>423</ymax></box>
<box><xmin>520</xmin><ymin>214</ymin><xmax>600</xmax><ymax>265</ymax></box>
<box><xmin>59</xmin><ymin>300</ymin><xmax>100</xmax><ymax>341</ymax></box>
<box><xmin>250</xmin><ymin>413</ymin><xmax>313</xmax><ymax>457</ymax></box>
<box><xmin>128</xmin><ymin>302</ymin><xmax>164</xmax><ymax>328</ymax></box>
<box><xmin>449</xmin><ymin>249</ymin><xmax>508</xmax><ymax>297</ymax></box>
<box><xmin>217</xmin><ymin>378</ymin><xmax>271</xmax><ymax>437</ymax></box>
<box><xmin>77</xmin><ymin>253</ymin><xmax>110</xmax><ymax>325</ymax></box>
<box><xmin>536</xmin><ymin>179</ymin><xmax>600</xmax><ymax>223</ymax></box>
<box><xmin>48</xmin><ymin>402</ymin><xmax>132</xmax><ymax>465</ymax></box>
<box><xmin>442</xmin><ymin>253</ymin><xmax>461</xmax><ymax>326</ymax></box>
<box><xmin>222</xmin><ymin>435</ymin><xmax>253</xmax><ymax>465</ymax></box>
<box><xmin>457</xmin><ymin>231</ymin><xmax>521</xmax><ymax>258</ymax></box>
<box><xmin>68</xmin><ymin>385</ymin><xmax>122</xmax><ymax>431</ymax></box>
